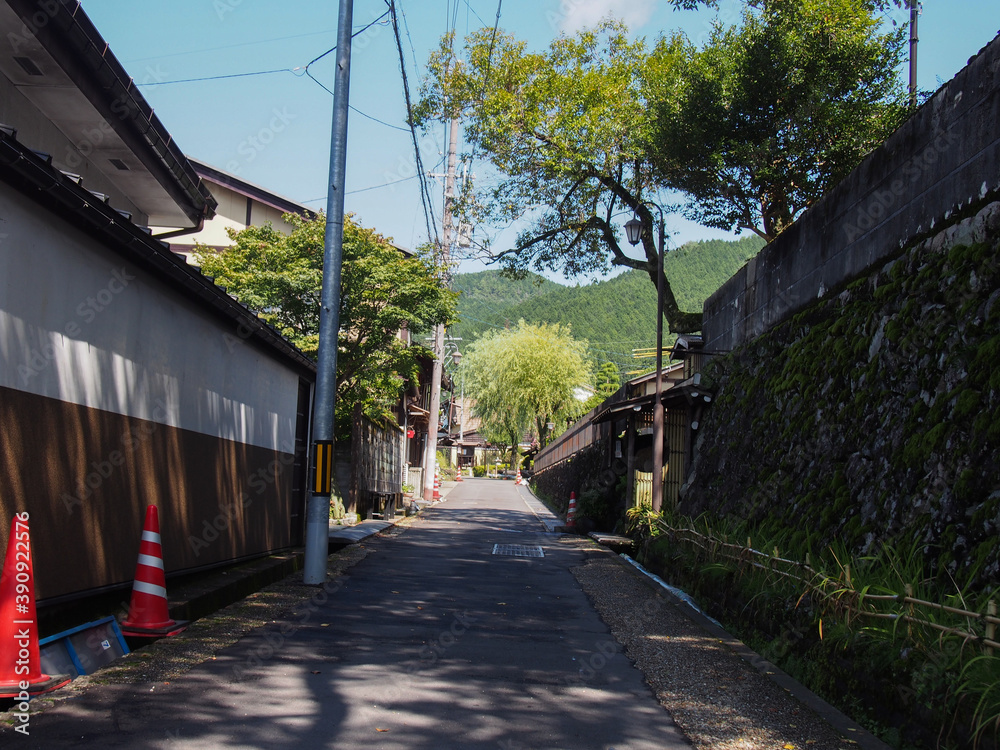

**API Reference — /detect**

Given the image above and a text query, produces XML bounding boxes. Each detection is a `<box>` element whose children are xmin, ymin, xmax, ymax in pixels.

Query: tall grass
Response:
<box><xmin>626</xmin><ymin>506</ymin><xmax>999</xmax><ymax>748</ymax></box>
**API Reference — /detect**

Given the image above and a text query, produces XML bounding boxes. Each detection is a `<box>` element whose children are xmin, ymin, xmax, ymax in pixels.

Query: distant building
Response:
<box><xmin>160</xmin><ymin>159</ymin><xmax>316</xmax><ymax>264</ymax></box>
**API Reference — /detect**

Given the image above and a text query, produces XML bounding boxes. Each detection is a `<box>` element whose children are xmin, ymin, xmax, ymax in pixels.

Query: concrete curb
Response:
<box><xmin>166</xmin><ymin>551</ymin><xmax>304</xmax><ymax>624</ymax></box>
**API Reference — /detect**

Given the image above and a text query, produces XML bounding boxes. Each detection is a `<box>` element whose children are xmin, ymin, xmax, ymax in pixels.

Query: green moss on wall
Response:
<box><xmin>683</xmin><ymin>230</ymin><xmax>1000</xmax><ymax>592</ymax></box>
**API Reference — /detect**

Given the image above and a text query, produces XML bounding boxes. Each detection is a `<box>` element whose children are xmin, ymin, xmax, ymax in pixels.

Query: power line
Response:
<box><xmin>390</xmin><ymin>0</ymin><xmax>440</xmax><ymax>247</ymax></box>
<box><xmin>461</xmin><ymin>0</ymin><xmax>487</xmax><ymax>27</ymax></box>
<box><xmin>462</xmin><ymin>1</ymin><xmax>503</xmax><ymax>175</ymax></box>
<box><xmin>139</xmin><ymin>12</ymin><xmax>389</xmax><ymax>90</ymax></box>
<box><xmin>122</xmin><ymin>29</ymin><xmax>337</xmax><ymax>65</ymax></box>
<box><xmin>349</xmin><ymin>105</ymin><xmax>409</xmax><ymax>132</ymax></box>
<box><xmin>347</xmin><ymin>174</ymin><xmax>419</xmax><ymax>194</ymax></box>
<box><xmin>139</xmin><ymin>68</ymin><xmax>298</xmax><ymax>86</ymax></box>
<box><xmin>303</xmin><ymin>10</ymin><xmax>391</xmax><ymax>96</ymax></box>
<box><xmin>483</xmin><ymin>0</ymin><xmax>503</xmax><ymax>88</ymax></box>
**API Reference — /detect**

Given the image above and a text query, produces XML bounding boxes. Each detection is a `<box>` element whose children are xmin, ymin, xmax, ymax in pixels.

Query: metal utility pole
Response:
<box><xmin>304</xmin><ymin>0</ymin><xmax>353</xmax><ymax>585</ymax></box>
<box><xmin>909</xmin><ymin>0</ymin><xmax>920</xmax><ymax>107</ymax></box>
<box><xmin>422</xmin><ymin>117</ymin><xmax>459</xmax><ymax>501</ymax></box>
<box><xmin>652</xmin><ymin>215</ymin><xmax>665</xmax><ymax>515</ymax></box>
<box><xmin>624</xmin><ymin>204</ymin><xmax>666</xmax><ymax>514</ymax></box>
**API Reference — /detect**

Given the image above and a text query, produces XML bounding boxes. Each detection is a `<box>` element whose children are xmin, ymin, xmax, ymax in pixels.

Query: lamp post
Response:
<box><xmin>625</xmin><ymin>206</ymin><xmax>665</xmax><ymax>514</ymax></box>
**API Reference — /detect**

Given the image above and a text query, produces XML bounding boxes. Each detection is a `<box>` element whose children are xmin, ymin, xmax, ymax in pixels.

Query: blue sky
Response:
<box><xmin>80</xmin><ymin>0</ymin><xmax>1000</xmax><ymax>282</ymax></box>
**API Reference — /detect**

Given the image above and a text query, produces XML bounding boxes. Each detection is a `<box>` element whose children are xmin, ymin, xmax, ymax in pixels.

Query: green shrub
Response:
<box><xmin>472</xmin><ymin>465</ymin><xmax>486</xmax><ymax>477</ymax></box>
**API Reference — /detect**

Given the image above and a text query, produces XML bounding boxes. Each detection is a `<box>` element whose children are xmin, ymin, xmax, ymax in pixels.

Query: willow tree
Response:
<box><xmin>462</xmin><ymin>321</ymin><xmax>591</xmax><ymax>463</ymax></box>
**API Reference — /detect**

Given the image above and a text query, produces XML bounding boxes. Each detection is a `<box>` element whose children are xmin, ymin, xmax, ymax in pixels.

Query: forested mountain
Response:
<box><xmin>450</xmin><ymin>235</ymin><xmax>765</xmax><ymax>377</ymax></box>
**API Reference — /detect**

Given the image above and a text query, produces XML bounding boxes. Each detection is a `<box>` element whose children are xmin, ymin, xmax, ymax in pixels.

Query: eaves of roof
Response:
<box><xmin>0</xmin><ymin>128</ymin><xmax>315</xmax><ymax>377</ymax></box>
<box><xmin>592</xmin><ymin>375</ymin><xmax>711</xmax><ymax>424</ymax></box>
<box><xmin>5</xmin><ymin>0</ymin><xmax>216</xmax><ymax>226</ymax></box>
<box><xmin>190</xmin><ymin>158</ymin><xmax>317</xmax><ymax>220</ymax></box>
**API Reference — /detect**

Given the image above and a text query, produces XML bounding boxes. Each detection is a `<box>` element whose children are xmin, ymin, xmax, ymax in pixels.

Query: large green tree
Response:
<box><xmin>462</xmin><ymin>321</ymin><xmax>591</xmax><ymax>461</ymax></box>
<box><xmin>647</xmin><ymin>0</ymin><xmax>909</xmax><ymax>240</ymax></box>
<box><xmin>194</xmin><ymin>214</ymin><xmax>457</xmax><ymax>437</ymax></box>
<box><xmin>418</xmin><ymin>3</ymin><xmax>909</xmax><ymax>329</ymax></box>
<box><xmin>416</xmin><ymin>24</ymin><xmax>702</xmax><ymax>333</ymax></box>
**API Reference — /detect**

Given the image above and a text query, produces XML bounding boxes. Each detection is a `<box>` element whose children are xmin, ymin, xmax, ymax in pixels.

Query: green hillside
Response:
<box><xmin>450</xmin><ymin>270</ymin><xmax>562</xmax><ymax>336</ymax></box>
<box><xmin>450</xmin><ymin>235</ymin><xmax>765</xmax><ymax>377</ymax></box>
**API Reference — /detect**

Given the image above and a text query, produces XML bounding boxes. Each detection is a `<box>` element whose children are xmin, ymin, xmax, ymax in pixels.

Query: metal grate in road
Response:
<box><xmin>492</xmin><ymin>544</ymin><xmax>544</xmax><ymax>558</ymax></box>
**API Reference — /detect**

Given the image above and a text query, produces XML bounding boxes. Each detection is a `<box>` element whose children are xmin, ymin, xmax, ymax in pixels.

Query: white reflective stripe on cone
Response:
<box><xmin>136</xmin><ymin>553</ymin><xmax>164</xmax><ymax>569</ymax></box>
<box><xmin>132</xmin><ymin>580</ymin><xmax>167</xmax><ymax>598</ymax></box>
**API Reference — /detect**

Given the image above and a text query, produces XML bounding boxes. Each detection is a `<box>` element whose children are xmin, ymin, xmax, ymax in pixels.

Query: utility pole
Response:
<box><xmin>422</xmin><ymin>116</ymin><xmax>459</xmax><ymax>501</ymax></box>
<box><xmin>909</xmin><ymin>0</ymin><xmax>920</xmax><ymax>107</ymax></box>
<box><xmin>304</xmin><ymin>0</ymin><xmax>353</xmax><ymax>584</ymax></box>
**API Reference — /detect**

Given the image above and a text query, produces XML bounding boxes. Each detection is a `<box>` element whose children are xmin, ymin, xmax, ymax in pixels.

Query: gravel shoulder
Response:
<box><xmin>572</xmin><ymin>549</ymin><xmax>878</xmax><ymax>750</ymax></box>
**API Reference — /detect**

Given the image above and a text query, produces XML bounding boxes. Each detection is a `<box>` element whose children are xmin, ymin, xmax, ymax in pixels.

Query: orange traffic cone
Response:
<box><xmin>455</xmin><ymin>464</ymin><xmax>463</xmax><ymax>482</ymax></box>
<box><xmin>566</xmin><ymin>492</ymin><xmax>577</xmax><ymax>528</ymax></box>
<box><xmin>120</xmin><ymin>506</ymin><xmax>187</xmax><ymax>638</ymax></box>
<box><xmin>515</xmin><ymin>469</ymin><xmax>522</xmax><ymax>485</ymax></box>
<box><xmin>433</xmin><ymin>465</ymin><xmax>441</xmax><ymax>500</ymax></box>
<box><xmin>0</xmin><ymin>514</ymin><xmax>71</xmax><ymax>697</ymax></box>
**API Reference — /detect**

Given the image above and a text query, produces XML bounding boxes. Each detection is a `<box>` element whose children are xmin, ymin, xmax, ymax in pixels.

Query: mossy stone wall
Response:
<box><xmin>683</xmin><ymin>202</ymin><xmax>1000</xmax><ymax>588</ymax></box>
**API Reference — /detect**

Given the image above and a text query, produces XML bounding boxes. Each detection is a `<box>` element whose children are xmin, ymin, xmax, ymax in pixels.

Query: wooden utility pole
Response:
<box><xmin>423</xmin><ymin>117</ymin><xmax>459</xmax><ymax>500</ymax></box>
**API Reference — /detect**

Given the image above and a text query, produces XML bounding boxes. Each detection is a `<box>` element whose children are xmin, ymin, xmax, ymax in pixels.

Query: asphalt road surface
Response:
<box><xmin>8</xmin><ymin>479</ymin><xmax>691</xmax><ymax>749</ymax></box>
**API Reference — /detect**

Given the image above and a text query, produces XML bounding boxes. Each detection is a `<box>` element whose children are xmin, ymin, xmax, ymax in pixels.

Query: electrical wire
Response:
<box><xmin>138</xmin><ymin>11</ymin><xmax>389</xmax><ymax>90</ymax></box>
<box><xmin>303</xmin><ymin>9</ymin><xmax>391</xmax><ymax>95</ymax></box>
<box><xmin>349</xmin><ymin>105</ymin><xmax>410</xmax><ymax>132</ymax></box>
<box><xmin>390</xmin><ymin>0</ymin><xmax>440</xmax><ymax>247</ymax></box>
<box><xmin>484</xmin><ymin>0</ymin><xmax>503</xmax><ymax>84</ymax></box>
<box><xmin>462</xmin><ymin>1</ymin><xmax>503</xmax><ymax>189</ymax></box>
<box><xmin>139</xmin><ymin>68</ymin><xmax>298</xmax><ymax>86</ymax></box>
<box><xmin>121</xmin><ymin>29</ymin><xmax>338</xmax><ymax>65</ymax></box>
<box><xmin>347</xmin><ymin>174</ymin><xmax>419</xmax><ymax>194</ymax></box>
<box><xmin>462</xmin><ymin>0</ymin><xmax>487</xmax><ymax>28</ymax></box>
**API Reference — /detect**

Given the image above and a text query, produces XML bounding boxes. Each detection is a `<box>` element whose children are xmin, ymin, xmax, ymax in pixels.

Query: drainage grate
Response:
<box><xmin>492</xmin><ymin>544</ymin><xmax>544</xmax><ymax>558</ymax></box>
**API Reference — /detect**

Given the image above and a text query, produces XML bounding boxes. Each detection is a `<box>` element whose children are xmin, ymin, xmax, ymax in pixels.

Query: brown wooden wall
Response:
<box><xmin>0</xmin><ymin>385</ymin><xmax>297</xmax><ymax>602</ymax></box>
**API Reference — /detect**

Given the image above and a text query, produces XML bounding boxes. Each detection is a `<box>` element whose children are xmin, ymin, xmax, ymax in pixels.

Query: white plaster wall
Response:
<box><xmin>251</xmin><ymin>202</ymin><xmax>293</xmax><ymax>233</ymax></box>
<box><xmin>0</xmin><ymin>183</ymin><xmax>299</xmax><ymax>452</ymax></box>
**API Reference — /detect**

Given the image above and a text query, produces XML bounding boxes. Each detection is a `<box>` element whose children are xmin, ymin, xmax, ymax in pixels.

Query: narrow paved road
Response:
<box><xmin>12</xmin><ymin>479</ymin><xmax>691</xmax><ymax>749</ymax></box>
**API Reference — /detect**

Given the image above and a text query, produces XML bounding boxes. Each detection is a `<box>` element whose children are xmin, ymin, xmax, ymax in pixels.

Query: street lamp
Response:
<box><xmin>625</xmin><ymin>204</ymin><xmax>666</xmax><ymax>514</ymax></box>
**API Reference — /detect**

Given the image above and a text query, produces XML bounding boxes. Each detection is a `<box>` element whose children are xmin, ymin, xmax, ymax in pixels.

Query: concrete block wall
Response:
<box><xmin>703</xmin><ymin>32</ymin><xmax>1000</xmax><ymax>353</ymax></box>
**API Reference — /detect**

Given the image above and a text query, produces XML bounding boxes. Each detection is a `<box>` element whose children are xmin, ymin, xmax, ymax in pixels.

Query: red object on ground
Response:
<box><xmin>566</xmin><ymin>492</ymin><xmax>577</xmax><ymax>528</ymax></box>
<box><xmin>0</xmin><ymin>513</ymin><xmax>71</xmax><ymax>697</ymax></box>
<box><xmin>120</xmin><ymin>506</ymin><xmax>187</xmax><ymax>638</ymax></box>
<box><xmin>433</xmin><ymin>466</ymin><xmax>441</xmax><ymax>500</ymax></box>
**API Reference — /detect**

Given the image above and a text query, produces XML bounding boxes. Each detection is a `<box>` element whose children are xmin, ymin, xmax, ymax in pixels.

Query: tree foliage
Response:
<box><xmin>584</xmin><ymin>361</ymin><xmax>622</xmax><ymax>411</ymax></box>
<box><xmin>194</xmin><ymin>214</ymin><xmax>457</xmax><ymax>437</ymax></box>
<box><xmin>462</xmin><ymin>321</ymin><xmax>591</xmax><ymax>459</ymax></box>
<box><xmin>418</xmin><ymin>2</ymin><xmax>909</xmax><ymax>329</ymax></box>
<box><xmin>648</xmin><ymin>0</ymin><xmax>909</xmax><ymax>240</ymax></box>
<box><xmin>416</xmin><ymin>23</ymin><xmax>702</xmax><ymax>333</ymax></box>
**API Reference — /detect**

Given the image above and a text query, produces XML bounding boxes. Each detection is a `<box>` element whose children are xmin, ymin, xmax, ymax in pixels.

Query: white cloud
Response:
<box><xmin>554</xmin><ymin>0</ymin><xmax>657</xmax><ymax>34</ymax></box>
